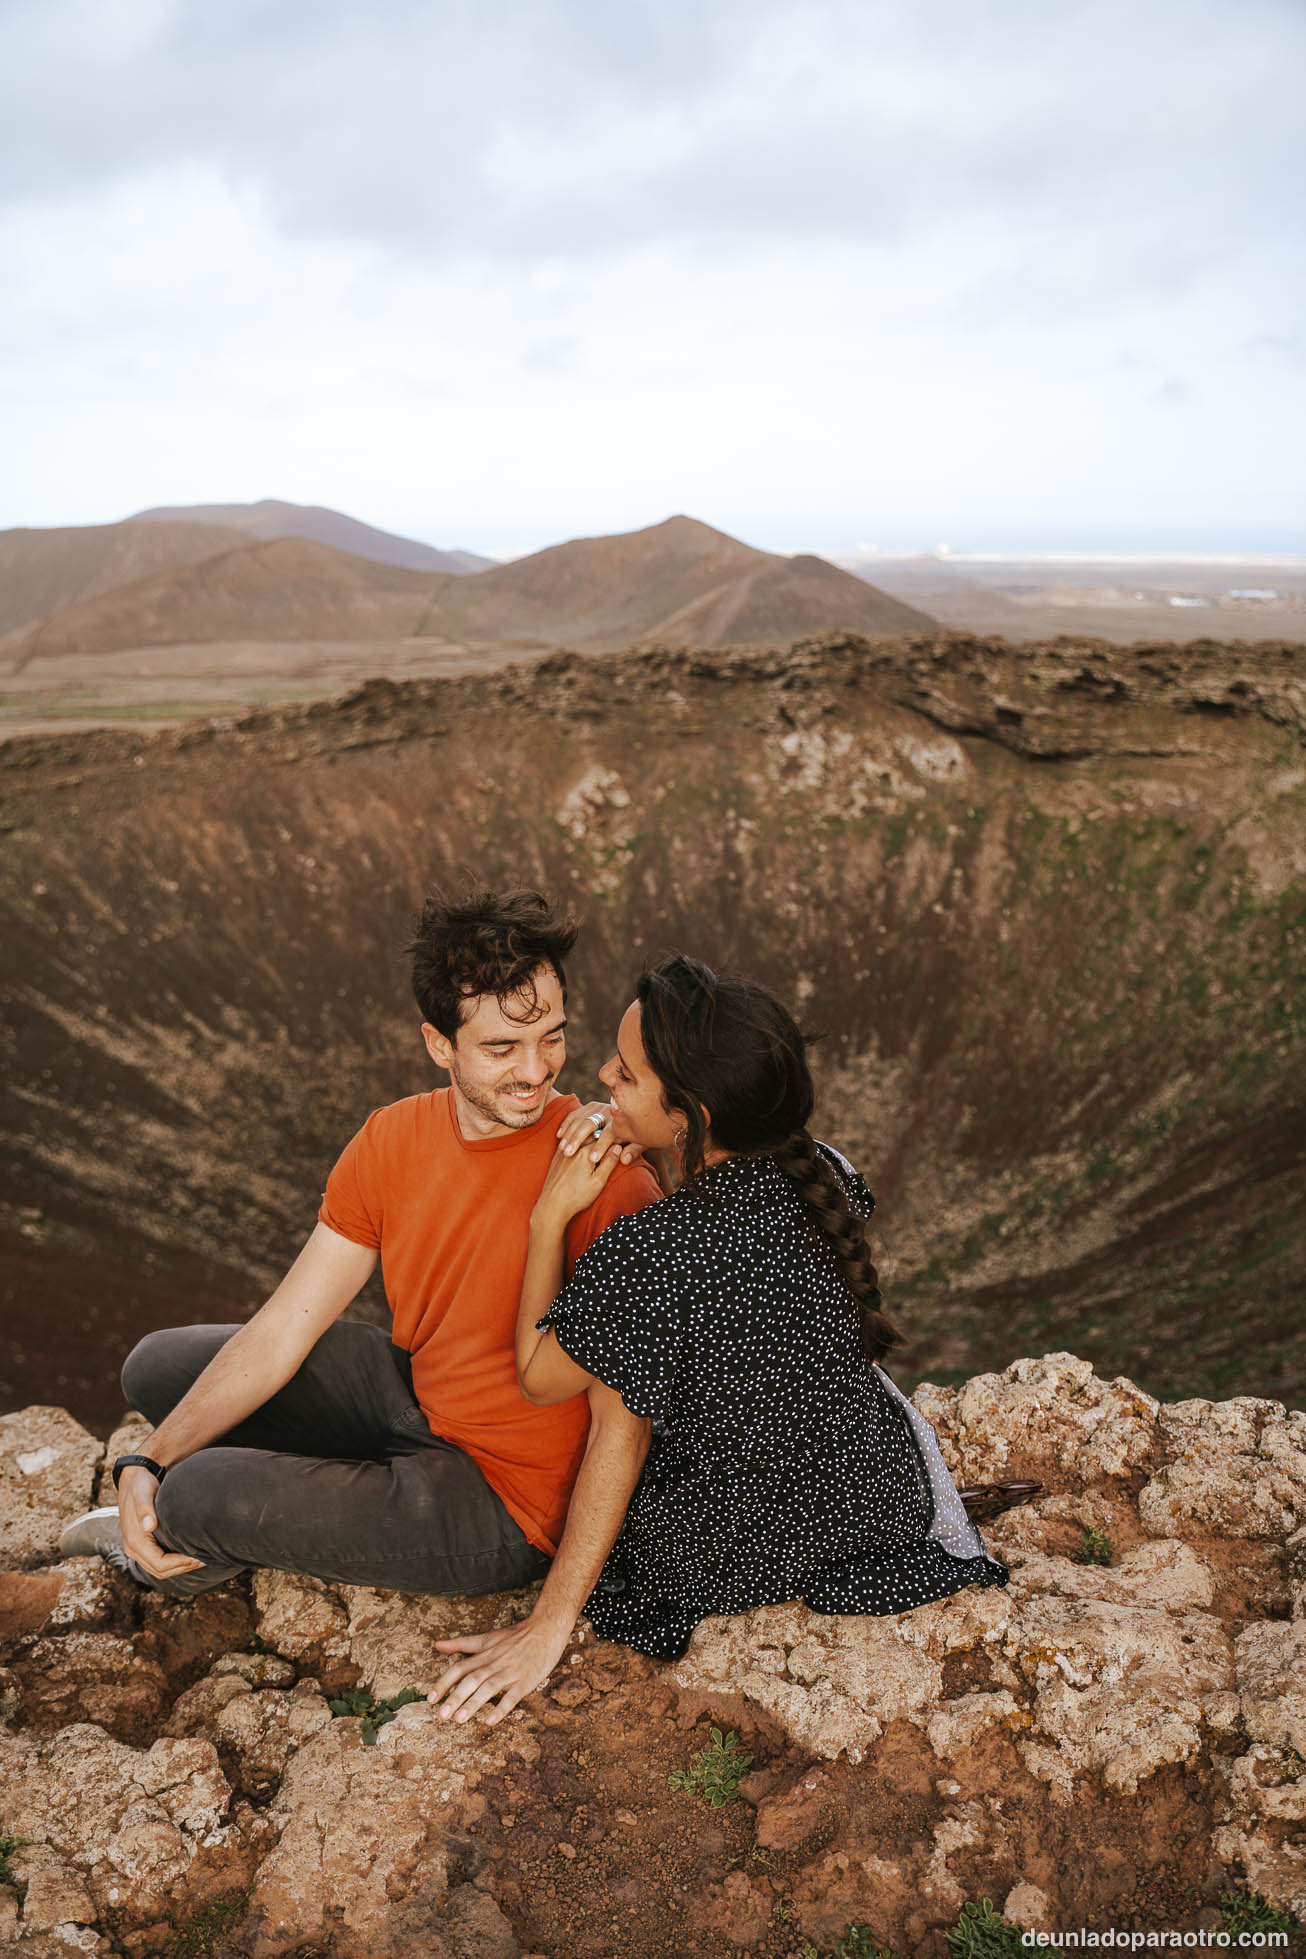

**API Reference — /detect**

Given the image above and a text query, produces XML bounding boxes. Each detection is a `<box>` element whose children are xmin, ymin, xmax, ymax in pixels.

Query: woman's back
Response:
<box><xmin>650</xmin><ymin>1153</ymin><xmax>867</xmax><ymax>1431</ymax></box>
<box><xmin>543</xmin><ymin>1143</ymin><xmax>1009</xmax><ymax>1659</ymax></box>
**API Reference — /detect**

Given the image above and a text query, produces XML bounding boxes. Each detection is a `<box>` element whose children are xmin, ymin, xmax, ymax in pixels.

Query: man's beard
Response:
<box><xmin>449</xmin><ymin>1059</ymin><xmax>556</xmax><ymax>1131</ymax></box>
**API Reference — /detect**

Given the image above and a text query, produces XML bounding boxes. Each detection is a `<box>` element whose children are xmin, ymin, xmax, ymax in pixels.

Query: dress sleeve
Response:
<box><xmin>815</xmin><ymin>1140</ymin><xmax>876</xmax><ymax>1221</ymax></box>
<box><xmin>540</xmin><ymin>1213</ymin><xmax>681</xmax><ymax>1419</ymax></box>
<box><xmin>563</xmin><ymin>1157</ymin><xmax>663</xmax><ymax>1275</ymax></box>
<box><xmin>317</xmin><ymin>1111</ymin><xmax>385</xmax><ymax>1250</ymax></box>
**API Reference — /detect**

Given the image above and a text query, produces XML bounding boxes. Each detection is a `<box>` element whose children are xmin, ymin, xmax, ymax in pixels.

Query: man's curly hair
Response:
<box><xmin>408</xmin><ymin>887</ymin><xmax>579</xmax><ymax>1041</ymax></box>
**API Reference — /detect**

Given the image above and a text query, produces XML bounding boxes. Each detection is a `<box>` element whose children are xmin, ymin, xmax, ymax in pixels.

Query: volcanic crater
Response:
<box><xmin>2</xmin><ymin>628</ymin><xmax>1302</xmax><ymax>1429</ymax></box>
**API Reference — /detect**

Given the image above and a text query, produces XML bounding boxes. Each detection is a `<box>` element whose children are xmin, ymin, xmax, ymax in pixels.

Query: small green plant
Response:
<box><xmin>1218</xmin><ymin>1887</ymin><xmax>1296</xmax><ymax>1937</ymax></box>
<box><xmin>947</xmin><ymin>1898</ymin><xmax>1037</xmax><ymax>1956</ymax></box>
<box><xmin>0</xmin><ymin>1829</ymin><xmax>29</xmax><ymax>1887</ymax></box>
<box><xmin>150</xmin><ymin>1888</ymin><xmax>252</xmax><ymax>1959</ymax></box>
<box><xmin>835</xmin><ymin>1924</ymin><xmax>897</xmax><ymax>1958</ymax></box>
<box><xmin>667</xmin><ymin>1726</ymin><xmax>753</xmax><ymax>1808</ymax></box>
<box><xmin>1074</xmin><ymin>1526</ymin><xmax>1114</xmax><ymax>1567</ymax></box>
<box><xmin>327</xmin><ymin>1685</ymin><xmax>423</xmax><ymax>1746</ymax></box>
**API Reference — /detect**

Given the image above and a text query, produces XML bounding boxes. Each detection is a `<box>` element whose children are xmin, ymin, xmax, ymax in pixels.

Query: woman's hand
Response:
<box><xmin>555</xmin><ymin>1101</ymin><xmax>642</xmax><ymax>1166</ymax></box>
<box><xmin>427</xmin><ymin>1616</ymin><xmax>572</xmax><ymax>1725</ymax></box>
<box><xmin>533</xmin><ymin>1127</ymin><xmax>621</xmax><ymax>1231</ymax></box>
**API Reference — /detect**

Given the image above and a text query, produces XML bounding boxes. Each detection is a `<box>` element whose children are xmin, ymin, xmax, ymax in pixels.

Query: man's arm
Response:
<box><xmin>427</xmin><ymin>1378</ymin><xmax>650</xmax><ymax>1724</ymax></box>
<box><xmin>119</xmin><ymin>1222</ymin><xmax>378</xmax><ymax>1579</ymax></box>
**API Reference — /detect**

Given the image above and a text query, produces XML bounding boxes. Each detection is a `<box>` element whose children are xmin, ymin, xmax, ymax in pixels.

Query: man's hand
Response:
<box><xmin>117</xmin><ymin>1466</ymin><xmax>205</xmax><ymax>1581</ymax></box>
<box><xmin>426</xmin><ymin>1616</ymin><xmax>572</xmax><ymax>1725</ymax></box>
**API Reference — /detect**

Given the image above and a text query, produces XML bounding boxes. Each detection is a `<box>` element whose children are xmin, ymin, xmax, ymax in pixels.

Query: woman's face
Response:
<box><xmin>598</xmin><ymin>1001</ymin><xmax>685</xmax><ymax>1151</ymax></box>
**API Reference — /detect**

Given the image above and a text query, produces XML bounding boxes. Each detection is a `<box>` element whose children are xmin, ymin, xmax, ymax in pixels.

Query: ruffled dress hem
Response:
<box><xmin>584</xmin><ymin>1542</ymin><xmax>1010</xmax><ymax>1664</ymax></box>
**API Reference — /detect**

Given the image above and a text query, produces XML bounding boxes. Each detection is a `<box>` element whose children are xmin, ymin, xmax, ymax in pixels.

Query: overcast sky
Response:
<box><xmin>3</xmin><ymin>0</ymin><xmax>1303</xmax><ymax>556</ymax></box>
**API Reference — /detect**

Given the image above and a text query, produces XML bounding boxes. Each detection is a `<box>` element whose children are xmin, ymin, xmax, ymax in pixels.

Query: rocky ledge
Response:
<box><xmin>2</xmin><ymin>1353</ymin><xmax>1305</xmax><ymax>1959</ymax></box>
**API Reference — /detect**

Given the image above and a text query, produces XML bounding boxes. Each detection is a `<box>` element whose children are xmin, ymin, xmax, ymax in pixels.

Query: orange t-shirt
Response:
<box><xmin>317</xmin><ymin>1088</ymin><xmax>661</xmax><ymax>1555</ymax></box>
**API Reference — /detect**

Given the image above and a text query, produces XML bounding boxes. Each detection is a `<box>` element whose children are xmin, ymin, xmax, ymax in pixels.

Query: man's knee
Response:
<box><xmin>121</xmin><ymin>1328</ymin><xmax>177</xmax><ymax>1416</ymax></box>
<box><xmin>120</xmin><ymin>1324</ymin><xmax>239</xmax><ymax>1420</ymax></box>
<box><xmin>153</xmin><ymin>1455</ymin><xmax>216</xmax><ymax>1555</ymax></box>
<box><xmin>155</xmin><ymin>1449</ymin><xmax>275</xmax><ymax>1559</ymax></box>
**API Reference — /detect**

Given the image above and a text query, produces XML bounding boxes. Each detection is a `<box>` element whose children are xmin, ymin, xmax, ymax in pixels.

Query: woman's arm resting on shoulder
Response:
<box><xmin>515</xmin><ymin>1129</ymin><xmax>620</xmax><ymax>1399</ymax></box>
<box><xmin>427</xmin><ymin>1380</ymin><xmax>651</xmax><ymax>1725</ymax></box>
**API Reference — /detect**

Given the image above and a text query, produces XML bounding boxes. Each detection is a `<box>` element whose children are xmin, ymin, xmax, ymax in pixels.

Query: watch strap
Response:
<box><xmin>113</xmin><ymin>1453</ymin><xmax>167</xmax><ymax>1487</ymax></box>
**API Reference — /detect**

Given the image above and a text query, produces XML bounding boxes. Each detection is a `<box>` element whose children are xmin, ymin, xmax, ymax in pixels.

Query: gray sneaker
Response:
<box><xmin>59</xmin><ymin>1506</ymin><xmax>131</xmax><ymax>1572</ymax></box>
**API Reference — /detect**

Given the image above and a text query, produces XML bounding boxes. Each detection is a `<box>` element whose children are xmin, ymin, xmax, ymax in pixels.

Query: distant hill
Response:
<box><xmin>4</xmin><ymin>538</ymin><xmax>449</xmax><ymax>662</ymax></box>
<box><xmin>431</xmin><ymin>515</ymin><xmax>934</xmax><ymax>649</ymax></box>
<box><xmin>0</xmin><ymin>518</ymin><xmax>250</xmax><ymax>637</ymax></box>
<box><xmin>1</xmin><ymin>514</ymin><xmax>934</xmax><ymax>668</ymax></box>
<box><xmin>130</xmin><ymin>500</ymin><xmax>493</xmax><ymax>575</ymax></box>
<box><xmin>629</xmin><ymin>547</ymin><xmax>936</xmax><ymax>648</ymax></box>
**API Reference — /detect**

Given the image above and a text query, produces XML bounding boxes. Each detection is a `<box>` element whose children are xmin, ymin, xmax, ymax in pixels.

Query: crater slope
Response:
<box><xmin>1</xmin><ymin>630</ymin><xmax>1303</xmax><ymax>1428</ymax></box>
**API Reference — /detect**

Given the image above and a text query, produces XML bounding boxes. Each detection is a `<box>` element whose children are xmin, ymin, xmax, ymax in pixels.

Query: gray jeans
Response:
<box><xmin>122</xmin><ymin>1322</ymin><xmax>552</xmax><ymax>1599</ymax></box>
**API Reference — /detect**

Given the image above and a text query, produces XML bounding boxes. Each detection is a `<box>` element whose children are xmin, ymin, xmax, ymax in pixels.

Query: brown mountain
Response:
<box><xmin>430</xmin><ymin>515</ymin><xmax>934</xmax><ymax>648</ymax></box>
<box><xmin>0</xmin><ymin>518</ymin><xmax>249</xmax><ymax>638</ymax></box>
<box><xmin>130</xmin><ymin>498</ymin><xmax>494</xmax><ymax>575</ymax></box>
<box><xmin>1</xmin><ymin>515</ymin><xmax>933</xmax><ymax>674</ymax></box>
<box><xmin>631</xmin><ymin>548</ymin><xmax>937</xmax><ymax>647</ymax></box>
<box><xmin>3</xmin><ymin>538</ymin><xmax>449</xmax><ymax>664</ymax></box>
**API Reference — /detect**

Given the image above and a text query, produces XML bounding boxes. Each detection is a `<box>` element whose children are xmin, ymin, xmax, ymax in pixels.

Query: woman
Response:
<box><xmin>430</xmin><ymin>956</ymin><xmax>1011</xmax><ymax>1721</ymax></box>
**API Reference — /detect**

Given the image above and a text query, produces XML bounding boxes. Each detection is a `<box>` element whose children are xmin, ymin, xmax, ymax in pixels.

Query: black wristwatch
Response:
<box><xmin>113</xmin><ymin>1454</ymin><xmax>167</xmax><ymax>1487</ymax></box>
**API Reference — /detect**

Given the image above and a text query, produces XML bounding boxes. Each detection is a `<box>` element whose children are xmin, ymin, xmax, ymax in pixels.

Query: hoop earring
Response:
<box><xmin>674</xmin><ymin>1126</ymin><xmax>687</xmax><ymax>1149</ymax></box>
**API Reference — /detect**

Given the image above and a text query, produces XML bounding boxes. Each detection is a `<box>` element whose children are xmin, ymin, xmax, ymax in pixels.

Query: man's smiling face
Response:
<box><xmin>422</xmin><ymin>961</ymin><xmax>567</xmax><ymax>1139</ymax></box>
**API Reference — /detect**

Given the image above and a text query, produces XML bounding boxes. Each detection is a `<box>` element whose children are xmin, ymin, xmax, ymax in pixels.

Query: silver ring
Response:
<box><xmin>588</xmin><ymin>1111</ymin><xmax>607</xmax><ymax>1131</ymax></box>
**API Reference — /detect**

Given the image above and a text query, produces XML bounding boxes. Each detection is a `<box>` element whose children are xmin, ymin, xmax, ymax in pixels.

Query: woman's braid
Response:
<box><xmin>770</xmin><ymin>1131</ymin><xmax>904</xmax><ymax>1363</ymax></box>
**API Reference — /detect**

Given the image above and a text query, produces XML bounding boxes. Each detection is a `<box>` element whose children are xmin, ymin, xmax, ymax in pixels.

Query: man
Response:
<box><xmin>61</xmin><ymin>888</ymin><xmax>660</xmax><ymax>1715</ymax></box>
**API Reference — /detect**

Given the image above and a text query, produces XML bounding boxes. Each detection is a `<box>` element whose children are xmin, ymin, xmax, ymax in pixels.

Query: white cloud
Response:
<box><xmin>1</xmin><ymin>0</ymin><xmax>1302</xmax><ymax>549</ymax></box>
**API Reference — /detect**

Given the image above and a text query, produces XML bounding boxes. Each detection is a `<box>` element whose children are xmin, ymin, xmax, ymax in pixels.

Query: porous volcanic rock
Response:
<box><xmin>1</xmin><ymin>1355</ymin><xmax>1304</xmax><ymax>1956</ymax></box>
<box><xmin>1</xmin><ymin>1722</ymin><xmax>249</xmax><ymax>1927</ymax></box>
<box><xmin>911</xmin><ymin>1350</ymin><xmax>1162</xmax><ymax>1485</ymax></box>
<box><xmin>250</xmin><ymin>1568</ymin><xmax>548</xmax><ymax>1698</ymax></box>
<box><xmin>0</xmin><ymin>1407</ymin><xmax>101</xmax><ymax>1567</ymax></box>
<box><xmin>165</xmin><ymin>1653</ymin><xmax>329</xmax><ymax>1799</ymax></box>
<box><xmin>1138</xmin><ymin>1394</ymin><xmax>1306</xmax><ymax>1540</ymax></box>
<box><xmin>241</xmin><ymin>1702</ymin><xmax>537</xmax><ymax>1959</ymax></box>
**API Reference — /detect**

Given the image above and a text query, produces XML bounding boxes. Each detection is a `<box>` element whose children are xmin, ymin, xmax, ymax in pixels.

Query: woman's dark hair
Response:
<box><xmin>635</xmin><ymin>955</ymin><xmax>903</xmax><ymax>1363</ymax></box>
<box><xmin>408</xmin><ymin>887</ymin><xmax>578</xmax><ymax>1040</ymax></box>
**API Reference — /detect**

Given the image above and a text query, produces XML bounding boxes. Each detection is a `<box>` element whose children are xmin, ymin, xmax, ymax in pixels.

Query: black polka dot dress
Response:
<box><xmin>540</xmin><ymin>1145</ymin><xmax>1010</xmax><ymax>1662</ymax></box>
